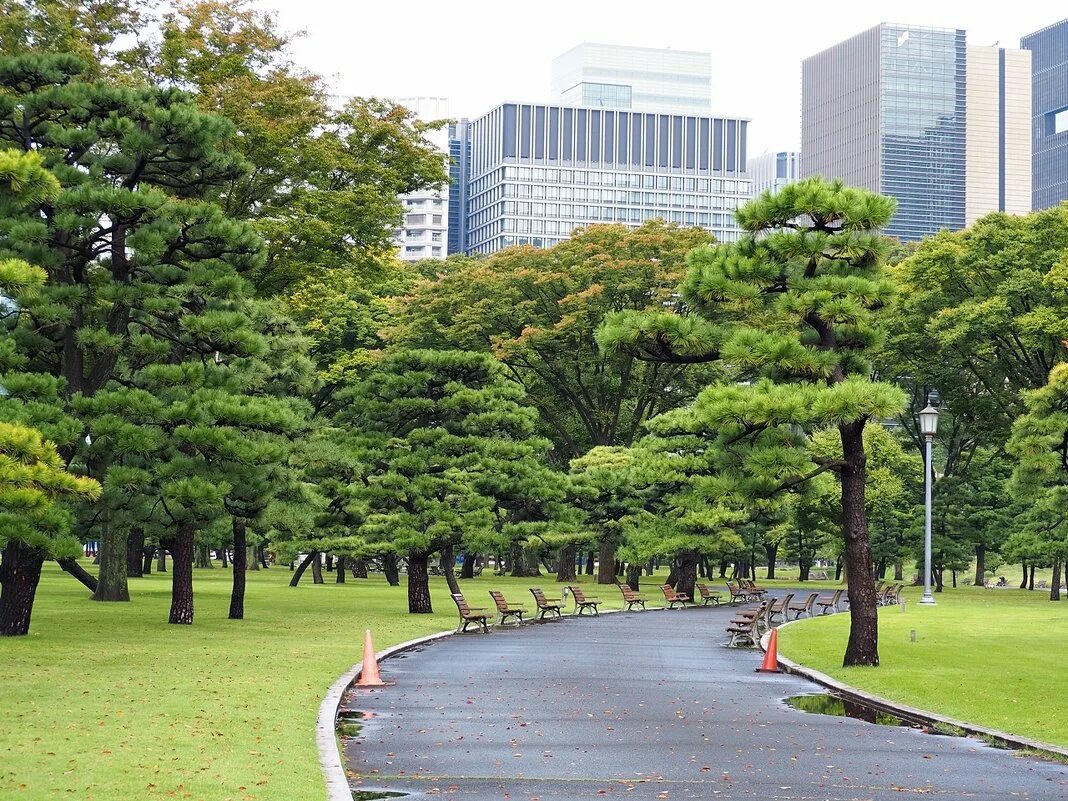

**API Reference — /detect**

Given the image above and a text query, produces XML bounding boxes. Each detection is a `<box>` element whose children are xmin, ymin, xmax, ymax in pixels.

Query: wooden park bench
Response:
<box><xmin>725</xmin><ymin>582</ymin><xmax>751</xmax><ymax>605</ymax></box>
<box><xmin>488</xmin><ymin>590</ymin><xmax>526</xmax><ymax>626</ymax></box>
<box><xmin>788</xmin><ymin>592</ymin><xmax>820</xmax><ymax>619</ymax></box>
<box><xmin>529</xmin><ymin>588</ymin><xmax>564</xmax><ymax>621</ymax></box>
<box><xmin>815</xmin><ymin>588</ymin><xmax>843</xmax><ymax>615</ymax></box>
<box><xmin>725</xmin><ymin>600</ymin><xmax>770</xmax><ymax>648</ymax></box>
<box><xmin>810</xmin><ymin>570</ymin><xmax>829</xmax><ymax>581</ymax></box>
<box><xmin>696</xmin><ymin>583</ymin><xmax>722</xmax><ymax>606</ymax></box>
<box><xmin>741</xmin><ymin>578</ymin><xmax>768</xmax><ymax>599</ymax></box>
<box><xmin>617</xmin><ymin>583</ymin><xmax>647</xmax><ymax>611</ymax></box>
<box><xmin>567</xmin><ymin>585</ymin><xmax>601</xmax><ymax>616</ymax></box>
<box><xmin>451</xmin><ymin>593</ymin><xmax>490</xmax><ymax>633</ymax></box>
<box><xmin>767</xmin><ymin>592</ymin><xmax>794</xmax><ymax>625</ymax></box>
<box><xmin>661</xmin><ymin>583</ymin><xmax>691</xmax><ymax>609</ymax></box>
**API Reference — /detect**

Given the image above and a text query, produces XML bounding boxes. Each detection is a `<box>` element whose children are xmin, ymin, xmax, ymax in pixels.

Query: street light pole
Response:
<box><xmin>918</xmin><ymin>403</ymin><xmax>939</xmax><ymax>606</ymax></box>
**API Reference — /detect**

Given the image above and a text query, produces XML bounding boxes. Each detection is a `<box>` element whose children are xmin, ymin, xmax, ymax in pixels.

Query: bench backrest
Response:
<box><xmin>798</xmin><ymin>592</ymin><xmax>819</xmax><ymax>607</ymax></box>
<box><xmin>618</xmin><ymin>583</ymin><xmax>639</xmax><ymax>599</ymax></box>
<box><xmin>661</xmin><ymin>584</ymin><xmax>677</xmax><ymax>599</ymax></box>
<box><xmin>696</xmin><ymin>583</ymin><xmax>711</xmax><ymax>598</ymax></box>
<box><xmin>488</xmin><ymin>590</ymin><xmax>509</xmax><ymax>612</ymax></box>
<box><xmin>568</xmin><ymin>585</ymin><xmax>587</xmax><ymax>602</ymax></box>
<box><xmin>773</xmin><ymin>592</ymin><xmax>794</xmax><ymax>612</ymax></box>
<box><xmin>530</xmin><ymin>588</ymin><xmax>552</xmax><ymax>607</ymax></box>
<box><xmin>452</xmin><ymin>593</ymin><xmax>473</xmax><ymax>615</ymax></box>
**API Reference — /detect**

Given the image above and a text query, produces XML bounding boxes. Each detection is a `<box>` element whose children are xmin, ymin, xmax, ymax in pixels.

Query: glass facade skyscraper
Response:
<box><xmin>1022</xmin><ymin>18</ymin><xmax>1068</xmax><ymax>210</ymax></box>
<box><xmin>459</xmin><ymin>102</ymin><xmax>750</xmax><ymax>255</ymax></box>
<box><xmin>803</xmin><ymin>23</ymin><xmax>1031</xmax><ymax>240</ymax></box>
<box><xmin>447</xmin><ymin>119</ymin><xmax>470</xmax><ymax>255</ymax></box>
<box><xmin>550</xmin><ymin>43</ymin><xmax>713</xmax><ymax>114</ymax></box>
<box><xmin>802</xmin><ymin>24</ymin><xmax>967</xmax><ymax>241</ymax></box>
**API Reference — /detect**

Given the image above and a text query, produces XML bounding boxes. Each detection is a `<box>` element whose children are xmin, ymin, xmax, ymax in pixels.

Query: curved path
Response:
<box><xmin>341</xmin><ymin>605</ymin><xmax>1068</xmax><ymax>800</ymax></box>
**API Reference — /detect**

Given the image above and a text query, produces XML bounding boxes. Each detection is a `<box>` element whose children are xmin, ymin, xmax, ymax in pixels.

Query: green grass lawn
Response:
<box><xmin>0</xmin><ymin>562</ymin><xmax>617</xmax><ymax>801</ymax></box>
<box><xmin>778</xmin><ymin>585</ymin><xmax>1068</xmax><ymax>747</ymax></box>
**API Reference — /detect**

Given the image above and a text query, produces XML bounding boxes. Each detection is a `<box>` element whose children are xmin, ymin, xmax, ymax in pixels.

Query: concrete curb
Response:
<box><xmin>769</xmin><ymin>618</ymin><xmax>1068</xmax><ymax>761</ymax></box>
<box><xmin>317</xmin><ymin>601</ymin><xmax>702</xmax><ymax>800</ymax></box>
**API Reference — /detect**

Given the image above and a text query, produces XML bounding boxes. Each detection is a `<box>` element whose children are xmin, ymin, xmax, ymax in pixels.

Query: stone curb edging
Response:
<box><xmin>317</xmin><ymin>601</ymin><xmax>704</xmax><ymax>800</ymax></box>
<box><xmin>767</xmin><ymin>619</ymin><xmax>1068</xmax><ymax>761</ymax></box>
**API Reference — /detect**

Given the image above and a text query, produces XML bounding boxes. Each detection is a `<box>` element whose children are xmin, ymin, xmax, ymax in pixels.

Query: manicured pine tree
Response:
<box><xmin>599</xmin><ymin>178</ymin><xmax>905</xmax><ymax>666</ymax></box>
<box><xmin>334</xmin><ymin>349</ymin><xmax>554</xmax><ymax>613</ymax></box>
<box><xmin>0</xmin><ymin>53</ymin><xmax>263</xmax><ymax>603</ymax></box>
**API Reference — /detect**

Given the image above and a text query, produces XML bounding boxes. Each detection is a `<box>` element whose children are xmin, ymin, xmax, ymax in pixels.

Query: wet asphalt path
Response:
<box><xmin>341</xmin><ymin>602</ymin><xmax>1068</xmax><ymax>800</ymax></box>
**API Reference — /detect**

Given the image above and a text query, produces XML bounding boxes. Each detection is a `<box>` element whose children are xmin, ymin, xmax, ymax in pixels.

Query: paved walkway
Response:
<box><xmin>341</xmin><ymin>605</ymin><xmax>1068</xmax><ymax>800</ymax></box>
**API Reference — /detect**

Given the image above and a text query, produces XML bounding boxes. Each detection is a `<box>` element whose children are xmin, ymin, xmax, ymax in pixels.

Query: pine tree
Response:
<box><xmin>333</xmin><ymin>350</ymin><xmax>555</xmax><ymax>613</ymax></box>
<box><xmin>600</xmin><ymin>178</ymin><xmax>905</xmax><ymax>666</ymax></box>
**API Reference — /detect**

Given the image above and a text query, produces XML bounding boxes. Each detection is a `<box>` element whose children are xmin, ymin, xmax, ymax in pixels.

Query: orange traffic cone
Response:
<box><xmin>756</xmin><ymin>628</ymin><xmax>782</xmax><ymax>674</ymax></box>
<box><xmin>356</xmin><ymin>629</ymin><xmax>387</xmax><ymax>687</ymax></box>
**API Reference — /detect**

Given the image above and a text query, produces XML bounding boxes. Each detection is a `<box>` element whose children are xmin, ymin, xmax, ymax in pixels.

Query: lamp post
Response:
<box><xmin>918</xmin><ymin>402</ymin><xmax>939</xmax><ymax>605</ymax></box>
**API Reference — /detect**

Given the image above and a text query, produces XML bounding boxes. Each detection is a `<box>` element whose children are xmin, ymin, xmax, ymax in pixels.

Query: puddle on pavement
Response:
<box><xmin>785</xmin><ymin>693</ymin><xmax>971</xmax><ymax>739</ymax></box>
<box><xmin>350</xmin><ymin>792</ymin><xmax>407</xmax><ymax>800</ymax></box>
<box><xmin>338</xmin><ymin>709</ymin><xmax>370</xmax><ymax>739</ymax></box>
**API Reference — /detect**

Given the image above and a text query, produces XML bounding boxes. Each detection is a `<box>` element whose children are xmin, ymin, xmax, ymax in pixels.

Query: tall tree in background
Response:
<box><xmin>1008</xmin><ymin>363</ymin><xmax>1068</xmax><ymax>600</ymax></box>
<box><xmin>600</xmin><ymin>178</ymin><xmax>904</xmax><ymax>666</ymax></box>
<box><xmin>0</xmin><ymin>53</ymin><xmax>262</xmax><ymax>601</ymax></box>
<box><xmin>334</xmin><ymin>350</ymin><xmax>555</xmax><ymax>613</ymax></box>
<box><xmin>391</xmin><ymin>221</ymin><xmax>718</xmax><ymax>460</ymax></box>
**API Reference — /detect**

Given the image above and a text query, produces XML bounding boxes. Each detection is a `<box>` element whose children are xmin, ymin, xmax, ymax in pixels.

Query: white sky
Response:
<box><xmin>264</xmin><ymin>1</ymin><xmax>1061</xmax><ymax>156</ymax></box>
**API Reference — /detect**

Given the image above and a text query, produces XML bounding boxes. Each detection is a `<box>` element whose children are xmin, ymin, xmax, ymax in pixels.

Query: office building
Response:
<box><xmin>802</xmin><ymin>24</ymin><xmax>1030</xmax><ymax>241</ymax></box>
<box><xmin>447</xmin><ymin>119</ymin><xmax>471</xmax><ymax>255</ymax></box>
<box><xmin>393</xmin><ymin>97</ymin><xmax>450</xmax><ymax>262</ymax></box>
<box><xmin>459</xmin><ymin>102</ymin><xmax>751</xmax><ymax>255</ymax></box>
<box><xmin>1021</xmin><ymin>19</ymin><xmax>1068</xmax><ymax>210</ymax></box>
<box><xmin>550</xmin><ymin>43</ymin><xmax>712</xmax><ymax>114</ymax></box>
<box><xmin>748</xmin><ymin>151</ymin><xmax>800</xmax><ymax>195</ymax></box>
<box><xmin>965</xmin><ymin>46</ymin><xmax>1032</xmax><ymax>224</ymax></box>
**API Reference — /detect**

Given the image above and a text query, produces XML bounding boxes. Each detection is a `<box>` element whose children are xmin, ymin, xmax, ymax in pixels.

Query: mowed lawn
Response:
<box><xmin>0</xmin><ymin>562</ymin><xmax>608</xmax><ymax>801</ymax></box>
<box><xmin>778</xmin><ymin>586</ymin><xmax>1068</xmax><ymax>747</ymax></box>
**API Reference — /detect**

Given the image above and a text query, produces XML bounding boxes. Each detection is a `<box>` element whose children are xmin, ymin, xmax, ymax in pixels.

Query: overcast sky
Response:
<box><xmin>264</xmin><ymin>1</ymin><xmax>1061</xmax><ymax>156</ymax></box>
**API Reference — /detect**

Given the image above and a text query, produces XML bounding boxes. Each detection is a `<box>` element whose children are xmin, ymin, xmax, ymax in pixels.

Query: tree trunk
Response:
<box><xmin>596</xmin><ymin>540</ymin><xmax>616</xmax><ymax>585</ymax></box>
<box><xmin>248</xmin><ymin>546</ymin><xmax>260</xmax><ymax>571</ymax></box>
<box><xmin>718</xmin><ymin>559</ymin><xmax>728</xmax><ymax>578</ymax></box>
<box><xmin>951</xmin><ymin>569</ymin><xmax>957</xmax><ymax>589</ymax></box>
<box><xmin>585</xmin><ymin>550</ymin><xmax>595</xmax><ymax>575</ymax></box>
<box><xmin>666</xmin><ymin>561</ymin><xmax>679</xmax><ymax>587</ymax></box>
<box><xmin>839</xmin><ymin>421</ymin><xmax>879</xmax><ymax>668</ymax></box>
<box><xmin>675</xmin><ymin>549</ymin><xmax>699</xmax><ymax>599</ymax></box>
<box><xmin>799</xmin><ymin>561</ymin><xmax>810</xmax><ymax>581</ymax></box>
<box><xmin>524</xmin><ymin>548</ymin><xmax>542</xmax><ymax>577</ymax></box>
<box><xmin>126</xmin><ymin>530</ymin><xmax>145</xmax><ymax>577</ymax></box>
<box><xmin>626</xmin><ymin>563</ymin><xmax>642</xmax><ymax>591</ymax></box>
<box><xmin>57</xmin><ymin>556</ymin><xmax>98</xmax><ymax>593</ymax></box>
<box><xmin>508</xmin><ymin>541</ymin><xmax>539</xmax><ymax>577</ymax></box>
<box><xmin>156</xmin><ymin>547</ymin><xmax>166</xmax><ymax>573</ymax></box>
<box><xmin>556</xmin><ymin>543</ymin><xmax>577</xmax><ymax>582</ymax></box>
<box><xmin>258</xmin><ymin>545</ymin><xmax>269</xmax><ymax>569</ymax></box>
<box><xmin>1051</xmin><ymin>558</ymin><xmax>1062</xmax><ymax>601</ymax></box>
<box><xmin>290</xmin><ymin>551</ymin><xmax>316</xmax><ymax>587</ymax></box>
<box><xmin>219</xmin><ymin>548</ymin><xmax>228</xmax><ymax>568</ymax></box>
<box><xmin>407</xmin><ymin>550</ymin><xmax>433</xmax><ymax>613</ymax></box>
<box><xmin>93</xmin><ymin>522</ymin><xmax>130</xmax><ymax>602</ymax></box>
<box><xmin>459</xmin><ymin>551</ymin><xmax>476</xmax><ymax>579</ymax></box>
<box><xmin>142</xmin><ymin>547</ymin><xmax>153</xmax><ymax>575</ymax></box>
<box><xmin>325</xmin><ymin>554</ymin><xmax>334</xmax><ymax>572</ymax></box>
<box><xmin>311</xmin><ymin>553</ymin><xmax>324</xmax><ymax>584</ymax></box>
<box><xmin>0</xmin><ymin>541</ymin><xmax>46</xmax><ymax>636</ymax></box>
<box><xmin>383</xmin><ymin>553</ymin><xmax>399</xmax><ymax>586</ymax></box>
<box><xmin>1029</xmin><ymin>564</ymin><xmax>1036</xmax><ymax>591</ymax></box>
<box><xmin>440</xmin><ymin>543</ymin><xmax>461</xmax><ymax>595</ymax></box>
<box><xmin>834</xmin><ymin>555</ymin><xmax>843</xmax><ymax>582</ymax></box>
<box><xmin>894</xmin><ymin>560</ymin><xmax>903</xmax><ymax>582</ymax></box>
<box><xmin>353</xmin><ymin>558</ymin><xmax>369</xmax><ymax>579</ymax></box>
<box><xmin>229</xmin><ymin>518</ymin><xmax>247</xmax><ymax>620</ymax></box>
<box><xmin>335</xmin><ymin>555</ymin><xmax>346</xmax><ymax>584</ymax></box>
<box><xmin>1021</xmin><ymin>561</ymin><xmax>1028</xmax><ymax>589</ymax></box>
<box><xmin>764</xmin><ymin>543</ymin><xmax>778</xmax><ymax>579</ymax></box>
<box><xmin>974</xmin><ymin>544</ymin><xmax>986</xmax><ymax>588</ymax></box>
<box><xmin>195</xmin><ymin>544</ymin><xmax>213</xmax><ymax>569</ymax></box>
<box><xmin>168</xmin><ymin>522</ymin><xmax>195</xmax><ymax>625</ymax></box>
